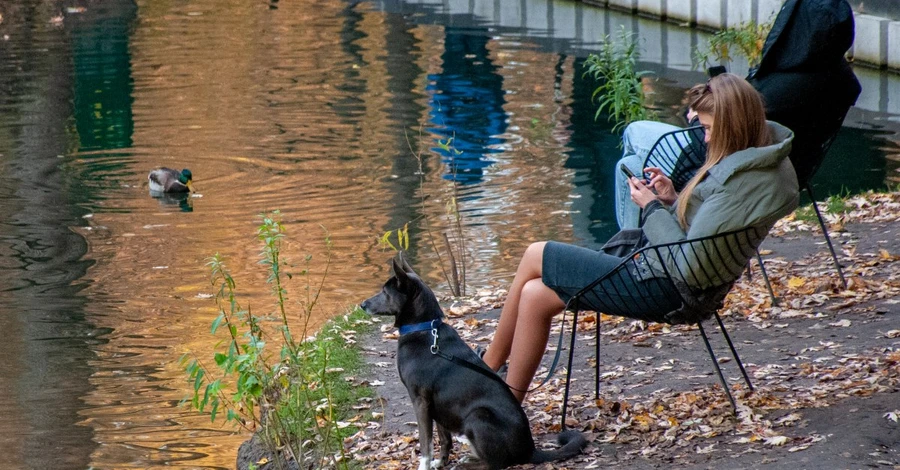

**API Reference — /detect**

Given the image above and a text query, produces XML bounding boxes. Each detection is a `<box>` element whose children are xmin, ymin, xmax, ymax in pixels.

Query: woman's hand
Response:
<box><xmin>644</xmin><ymin>167</ymin><xmax>678</xmax><ymax>205</ymax></box>
<box><xmin>628</xmin><ymin>176</ymin><xmax>658</xmax><ymax>209</ymax></box>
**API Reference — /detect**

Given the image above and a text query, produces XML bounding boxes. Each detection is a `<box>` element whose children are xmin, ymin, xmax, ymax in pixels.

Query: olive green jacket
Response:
<box><xmin>641</xmin><ymin>121</ymin><xmax>799</xmax><ymax>288</ymax></box>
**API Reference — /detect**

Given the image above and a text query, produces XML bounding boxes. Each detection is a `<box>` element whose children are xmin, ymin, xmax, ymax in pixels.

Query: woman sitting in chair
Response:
<box><xmin>481</xmin><ymin>73</ymin><xmax>799</xmax><ymax>402</ymax></box>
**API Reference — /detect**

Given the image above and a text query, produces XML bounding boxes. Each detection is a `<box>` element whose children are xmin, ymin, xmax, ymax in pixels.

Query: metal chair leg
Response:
<box><xmin>560</xmin><ymin>307</ymin><xmax>580</xmax><ymax>430</ymax></box>
<box><xmin>697</xmin><ymin>322</ymin><xmax>738</xmax><ymax>414</ymax></box>
<box><xmin>805</xmin><ymin>184</ymin><xmax>848</xmax><ymax>289</ymax></box>
<box><xmin>755</xmin><ymin>250</ymin><xmax>778</xmax><ymax>306</ymax></box>
<box><xmin>713</xmin><ymin>312</ymin><xmax>753</xmax><ymax>392</ymax></box>
<box><xmin>595</xmin><ymin>310</ymin><xmax>601</xmax><ymax>400</ymax></box>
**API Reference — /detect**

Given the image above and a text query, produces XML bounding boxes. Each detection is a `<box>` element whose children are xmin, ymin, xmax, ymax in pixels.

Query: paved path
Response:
<box><xmin>356</xmin><ymin>214</ymin><xmax>900</xmax><ymax>469</ymax></box>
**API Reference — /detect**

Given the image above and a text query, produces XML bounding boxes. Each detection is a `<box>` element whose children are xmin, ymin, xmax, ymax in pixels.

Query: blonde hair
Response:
<box><xmin>675</xmin><ymin>73</ymin><xmax>771</xmax><ymax>228</ymax></box>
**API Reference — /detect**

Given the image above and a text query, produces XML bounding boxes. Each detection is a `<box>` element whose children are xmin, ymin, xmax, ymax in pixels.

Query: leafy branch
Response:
<box><xmin>693</xmin><ymin>20</ymin><xmax>773</xmax><ymax>70</ymax></box>
<box><xmin>583</xmin><ymin>26</ymin><xmax>655</xmax><ymax>134</ymax></box>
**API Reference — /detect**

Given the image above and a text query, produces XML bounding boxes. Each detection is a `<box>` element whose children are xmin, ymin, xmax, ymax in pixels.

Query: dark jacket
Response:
<box><xmin>747</xmin><ymin>0</ymin><xmax>861</xmax><ymax>185</ymax></box>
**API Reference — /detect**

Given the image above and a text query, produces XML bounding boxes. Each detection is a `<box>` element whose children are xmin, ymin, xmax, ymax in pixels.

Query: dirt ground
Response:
<box><xmin>353</xmin><ymin>212</ymin><xmax>900</xmax><ymax>469</ymax></box>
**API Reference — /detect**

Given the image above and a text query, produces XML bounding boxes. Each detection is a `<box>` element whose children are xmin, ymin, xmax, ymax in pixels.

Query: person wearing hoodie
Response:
<box><xmin>481</xmin><ymin>74</ymin><xmax>799</xmax><ymax>402</ymax></box>
<box><xmin>613</xmin><ymin>0</ymin><xmax>861</xmax><ymax>230</ymax></box>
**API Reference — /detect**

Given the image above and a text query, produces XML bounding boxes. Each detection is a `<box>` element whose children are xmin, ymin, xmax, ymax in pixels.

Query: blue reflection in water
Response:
<box><xmin>428</xmin><ymin>31</ymin><xmax>507</xmax><ymax>184</ymax></box>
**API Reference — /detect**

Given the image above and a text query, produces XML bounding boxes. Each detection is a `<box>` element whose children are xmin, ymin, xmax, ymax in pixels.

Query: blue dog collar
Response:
<box><xmin>399</xmin><ymin>318</ymin><xmax>441</xmax><ymax>335</ymax></box>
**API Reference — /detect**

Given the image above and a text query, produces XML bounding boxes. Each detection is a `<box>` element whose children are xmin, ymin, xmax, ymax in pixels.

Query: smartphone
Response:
<box><xmin>620</xmin><ymin>164</ymin><xmax>637</xmax><ymax>179</ymax></box>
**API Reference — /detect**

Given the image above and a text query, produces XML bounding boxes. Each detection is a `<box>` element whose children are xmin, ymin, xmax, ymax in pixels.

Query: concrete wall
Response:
<box><xmin>585</xmin><ymin>0</ymin><xmax>899</xmax><ymax>72</ymax></box>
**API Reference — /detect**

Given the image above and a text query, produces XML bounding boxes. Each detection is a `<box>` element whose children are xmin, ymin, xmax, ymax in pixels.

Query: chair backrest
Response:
<box><xmin>795</xmin><ymin>109</ymin><xmax>849</xmax><ymax>187</ymax></box>
<box><xmin>644</xmin><ymin>225</ymin><xmax>767</xmax><ymax>290</ymax></box>
<box><xmin>642</xmin><ymin>126</ymin><xmax>706</xmax><ymax>192</ymax></box>
<box><xmin>569</xmin><ymin>225</ymin><xmax>768</xmax><ymax>325</ymax></box>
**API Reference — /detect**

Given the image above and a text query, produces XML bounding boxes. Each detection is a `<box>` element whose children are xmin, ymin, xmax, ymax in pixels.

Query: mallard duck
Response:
<box><xmin>148</xmin><ymin>168</ymin><xmax>193</xmax><ymax>193</ymax></box>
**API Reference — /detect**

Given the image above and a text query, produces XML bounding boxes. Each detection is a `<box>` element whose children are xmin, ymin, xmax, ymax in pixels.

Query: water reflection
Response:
<box><xmin>0</xmin><ymin>3</ymin><xmax>102</xmax><ymax>469</ymax></box>
<box><xmin>72</xmin><ymin>1</ymin><xmax>136</xmax><ymax>153</ymax></box>
<box><xmin>429</xmin><ymin>31</ymin><xmax>506</xmax><ymax>184</ymax></box>
<box><xmin>0</xmin><ymin>0</ymin><xmax>897</xmax><ymax>468</ymax></box>
<box><xmin>376</xmin><ymin>0</ymin><xmax>900</xmax><ymax>236</ymax></box>
<box><xmin>149</xmin><ymin>191</ymin><xmax>194</xmax><ymax>212</ymax></box>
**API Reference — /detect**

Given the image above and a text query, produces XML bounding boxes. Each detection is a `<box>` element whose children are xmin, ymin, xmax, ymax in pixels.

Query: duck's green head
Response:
<box><xmin>179</xmin><ymin>169</ymin><xmax>193</xmax><ymax>191</ymax></box>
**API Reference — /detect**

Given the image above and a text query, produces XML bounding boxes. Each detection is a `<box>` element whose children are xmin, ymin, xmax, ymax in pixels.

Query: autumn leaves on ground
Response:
<box><xmin>349</xmin><ymin>191</ymin><xmax>900</xmax><ymax>469</ymax></box>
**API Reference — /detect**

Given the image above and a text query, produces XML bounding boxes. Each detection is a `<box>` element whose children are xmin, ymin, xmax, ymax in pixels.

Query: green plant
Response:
<box><xmin>793</xmin><ymin>204</ymin><xmax>818</xmax><ymax>224</ymax></box>
<box><xmin>379</xmin><ymin>223</ymin><xmax>409</xmax><ymax>252</ymax></box>
<box><xmin>583</xmin><ymin>26</ymin><xmax>655</xmax><ymax>134</ymax></box>
<box><xmin>824</xmin><ymin>188</ymin><xmax>853</xmax><ymax>215</ymax></box>
<box><xmin>794</xmin><ymin>188</ymin><xmax>854</xmax><ymax>224</ymax></box>
<box><xmin>432</xmin><ymin>136</ymin><xmax>467</xmax><ymax>296</ymax></box>
<box><xmin>182</xmin><ymin>212</ymin><xmax>372</xmax><ymax>469</ymax></box>
<box><xmin>693</xmin><ymin>20</ymin><xmax>773</xmax><ymax>70</ymax></box>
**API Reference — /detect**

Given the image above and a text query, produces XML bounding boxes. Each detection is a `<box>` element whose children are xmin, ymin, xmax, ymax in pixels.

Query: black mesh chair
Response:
<box><xmin>559</xmin><ymin>225</ymin><xmax>769</xmax><ymax>427</ymax></box>
<box><xmin>642</xmin><ymin>125</ymin><xmax>706</xmax><ymax>192</ymax></box>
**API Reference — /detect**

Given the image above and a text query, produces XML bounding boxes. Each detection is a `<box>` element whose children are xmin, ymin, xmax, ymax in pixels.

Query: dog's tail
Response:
<box><xmin>530</xmin><ymin>429</ymin><xmax>587</xmax><ymax>464</ymax></box>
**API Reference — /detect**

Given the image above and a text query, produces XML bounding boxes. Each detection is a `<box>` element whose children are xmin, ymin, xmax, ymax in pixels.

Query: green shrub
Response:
<box><xmin>794</xmin><ymin>188</ymin><xmax>854</xmax><ymax>224</ymax></box>
<box><xmin>694</xmin><ymin>20</ymin><xmax>773</xmax><ymax>70</ymax></box>
<box><xmin>181</xmin><ymin>212</ymin><xmax>373</xmax><ymax>469</ymax></box>
<box><xmin>583</xmin><ymin>26</ymin><xmax>655</xmax><ymax>134</ymax></box>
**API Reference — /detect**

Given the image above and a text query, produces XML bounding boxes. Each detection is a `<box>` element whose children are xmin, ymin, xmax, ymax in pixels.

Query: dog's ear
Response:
<box><xmin>390</xmin><ymin>257</ymin><xmax>411</xmax><ymax>287</ymax></box>
<box><xmin>396</xmin><ymin>251</ymin><xmax>417</xmax><ymax>276</ymax></box>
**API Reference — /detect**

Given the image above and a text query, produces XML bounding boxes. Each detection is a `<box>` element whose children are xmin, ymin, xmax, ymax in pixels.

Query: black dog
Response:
<box><xmin>361</xmin><ymin>255</ymin><xmax>586</xmax><ymax>469</ymax></box>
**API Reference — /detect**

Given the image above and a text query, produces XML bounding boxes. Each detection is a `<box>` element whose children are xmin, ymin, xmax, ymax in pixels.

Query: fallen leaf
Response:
<box><xmin>695</xmin><ymin>444</ymin><xmax>716</xmax><ymax>454</ymax></box>
<box><xmin>788</xmin><ymin>277</ymin><xmax>807</xmax><ymax>289</ymax></box>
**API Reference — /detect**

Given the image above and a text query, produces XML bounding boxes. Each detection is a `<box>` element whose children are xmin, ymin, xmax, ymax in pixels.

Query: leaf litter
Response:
<box><xmin>347</xmin><ymin>191</ymin><xmax>900</xmax><ymax>468</ymax></box>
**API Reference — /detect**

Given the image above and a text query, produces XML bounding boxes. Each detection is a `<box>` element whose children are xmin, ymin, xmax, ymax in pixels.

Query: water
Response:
<box><xmin>0</xmin><ymin>0</ymin><xmax>896</xmax><ymax>467</ymax></box>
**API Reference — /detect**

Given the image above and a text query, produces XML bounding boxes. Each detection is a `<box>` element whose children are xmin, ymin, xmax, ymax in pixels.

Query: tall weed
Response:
<box><xmin>380</xmin><ymin>133</ymin><xmax>468</xmax><ymax>297</ymax></box>
<box><xmin>181</xmin><ymin>212</ymin><xmax>371</xmax><ymax>469</ymax></box>
<box><xmin>693</xmin><ymin>20</ymin><xmax>773</xmax><ymax>70</ymax></box>
<box><xmin>583</xmin><ymin>27</ymin><xmax>655</xmax><ymax>134</ymax></box>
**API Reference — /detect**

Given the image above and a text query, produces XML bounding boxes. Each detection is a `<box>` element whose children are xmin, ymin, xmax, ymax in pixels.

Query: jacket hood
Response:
<box><xmin>750</xmin><ymin>0</ymin><xmax>854</xmax><ymax>77</ymax></box>
<box><xmin>708</xmin><ymin>121</ymin><xmax>794</xmax><ymax>183</ymax></box>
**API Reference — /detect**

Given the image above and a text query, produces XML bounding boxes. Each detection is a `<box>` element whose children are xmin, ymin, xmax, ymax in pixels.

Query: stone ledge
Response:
<box><xmin>577</xmin><ymin>0</ymin><xmax>900</xmax><ymax>71</ymax></box>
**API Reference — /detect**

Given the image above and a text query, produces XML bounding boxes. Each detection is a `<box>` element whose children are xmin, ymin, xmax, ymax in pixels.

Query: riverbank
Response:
<box><xmin>349</xmin><ymin>191</ymin><xmax>900</xmax><ymax>469</ymax></box>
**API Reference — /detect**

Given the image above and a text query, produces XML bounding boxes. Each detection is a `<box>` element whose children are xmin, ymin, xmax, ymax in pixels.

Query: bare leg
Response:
<box><xmin>482</xmin><ymin>242</ymin><xmax>545</xmax><ymax>370</ymax></box>
<box><xmin>505</xmin><ymin>279</ymin><xmax>564</xmax><ymax>402</ymax></box>
<box><xmin>482</xmin><ymin>242</ymin><xmax>565</xmax><ymax>402</ymax></box>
